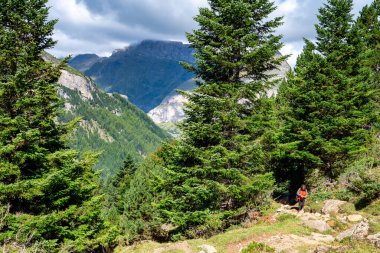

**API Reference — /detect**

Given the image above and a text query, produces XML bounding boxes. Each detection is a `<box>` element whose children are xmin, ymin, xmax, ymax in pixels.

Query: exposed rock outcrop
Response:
<box><xmin>58</xmin><ymin>70</ymin><xmax>95</xmax><ymax>100</ymax></box>
<box><xmin>322</xmin><ymin>200</ymin><xmax>347</xmax><ymax>215</ymax></box>
<box><xmin>336</xmin><ymin>221</ymin><xmax>369</xmax><ymax>242</ymax></box>
<box><xmin>148</xmin><ymin>57</ymin><xmax>291</xmax><ymax>125</ymax></box>
<box><xmin>367</xmin><ymin>233</ymin><xmax>380</xmax><ymax>248</ymax></box>
<box><xmin>148</xmin><ymin>94</ymin><xmax>188</xmax><ymax>124</ymax></box>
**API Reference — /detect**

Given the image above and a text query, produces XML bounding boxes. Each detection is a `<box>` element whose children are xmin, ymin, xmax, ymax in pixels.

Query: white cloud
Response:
<box><xmin>47</xmin><ymin>0</ymin><xmax>374</xmax><ymax>66</ymax></box>
<box><xmin>280</xmin><ymin>41</ymin><xmax>305</xmax><ymax>67</ymax></box>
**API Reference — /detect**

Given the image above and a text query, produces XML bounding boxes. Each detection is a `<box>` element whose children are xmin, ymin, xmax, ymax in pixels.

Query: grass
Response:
<box><xmin>362</xmin><ymin>199</ymin><xmax>380</xmax><ymax>216</ymax></box>
<box><xmin>338</xmin><ymin>241</ymin><xmax>380</xmax><ymax>253</ymax></box>
<box><xmin>241</xmin><ymin>241</ymin><xmax>275</xmax><ymax>253</ymax></box>
<box><xmin>115</xmin><ymin>199</ymin><xmax>380</xmax><ymax>253</ymax></box>
<box><xmin>306</xmin><ymin>200</ymin><xmax>324</xmax><ymax>213</ymax></box>
<box><xmin>340</xmin><ymin>202</ymin><xmax>356</xmax><ymax>215</ymax></box>
<box><xmin>116</xmin><ymin>216</ymin><xmax>310</xmax><ymax>253</ymax></box>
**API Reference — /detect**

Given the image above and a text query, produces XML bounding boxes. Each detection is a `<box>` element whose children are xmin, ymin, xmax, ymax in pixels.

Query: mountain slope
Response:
<box><xmin>69</xmin><ymin>40</ymin><xmax>195</xmax><ymax>112</ymax></box>
<box><xmin>54</xmin><ymin>62</ymin><xmax>169</xmax><ymax>175</ymax></box>
<box><xmin>148</xmin><ymin>56</ymin><xmax>292</xmax><ymax>125</ymax></box>
<box><xmin>68</xmin><ymin>53</ymin><xmax>101</xmax><ymax>72</ymax></box>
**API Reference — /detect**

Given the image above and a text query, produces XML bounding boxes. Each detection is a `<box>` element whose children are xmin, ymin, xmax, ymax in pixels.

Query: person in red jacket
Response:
<box><xmin>296</xmin><ymin>184</ymin><xmax>308</xmax><ymax>211</ymax></box>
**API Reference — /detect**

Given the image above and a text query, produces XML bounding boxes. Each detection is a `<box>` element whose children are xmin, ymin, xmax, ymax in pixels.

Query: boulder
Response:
<box><xmin>346</xmin><ymin>214</ymin><xmax>363</xmax><ymax>222</ymax></box>
<box><xmin>300</xmin><ymin>213</ymin><xmax>318</xmax><ymax>221</ymax></box>
<box><xmin>310</xmin><ymin>232</ymin><xmax>335</xmax><ymax>243</ymax></box>
<box><xmin>367</xmin><ymin>233</ymin><xmax>380</xmax><ymax>248</ymax></box>
<box><xmin>336</xmin><ymin>221</ymin><xmax>369</xmax><ymax>242</ymax></box>
<box><xmin>313</xmin><ymin>245</ymin><xmax>332</xmax><ymax>253</ymax></box>
<box><xmin>326</xmin><ymin>220</ymin><xmax>337</xmax><ymax>228</ymax></box>
<box><xmin>198</xmin><ymin>244</ymin><xmax>217</xmax><ymax>253</ymax></box>
<box><xmin>303</xmin><ymin>220</ymin><xmax>331</xmax><ymax>232</ymax></box>
<box><xmin>322</xmin><ymin>200</ymin><xmax>347</xmax><ymax>215</ymax></box>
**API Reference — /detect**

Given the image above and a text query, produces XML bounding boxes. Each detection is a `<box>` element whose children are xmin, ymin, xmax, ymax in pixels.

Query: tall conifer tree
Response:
<box><xmin>150</xmin><ymin>0</ymin><xmax>285</xmax><ymax>239</ymax></box>
<box><xmin>0</xmin><ymin>1</ymin><xmax>105</xmax><ymax>251</ymax></box>
<box><xmin>275</xmin><ymin>0</ymin><xmax>379</xmax><ymax>189</ymax></box>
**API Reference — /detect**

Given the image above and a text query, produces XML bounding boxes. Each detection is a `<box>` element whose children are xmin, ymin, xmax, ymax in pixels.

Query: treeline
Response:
<box><xmin>0</xmin><ymin>0</ymin><xmax>379</xmax><ymax>252</ymax></box>
<box><xmin>59</xmin><ymin>84</ymin><xmax>169</xmax><ymax>176</ymax></box>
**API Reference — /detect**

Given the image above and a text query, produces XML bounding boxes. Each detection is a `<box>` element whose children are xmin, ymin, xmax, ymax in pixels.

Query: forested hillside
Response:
<box><xmin>57</xmin><ymin>66</ymin><xmax>169</xmax><ymax>175</ymax></box>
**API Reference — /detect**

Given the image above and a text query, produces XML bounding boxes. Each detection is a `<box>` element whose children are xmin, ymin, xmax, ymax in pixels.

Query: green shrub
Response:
<box><xmin>335</xmin><ymin>190</ymin><xmax>354</xmax><ymax>202</ymax></box>
<box><xmin>309</xmin><ymin>191</ymin><xmax>334</xmax><ymax>202</ymax></box>
<box><xmin>307</xmin><ymin>201</ymin><xmax>325</xmax><ymax>213</ymax></box>
<box><xmin>185</xmin><ymin>213</ymin><xmax>224</xmax><ymax>239</ymax></box>
<box><xmin>339</xmin><ymin>203</ymin><xmax>356</xmax><ymax>215</ymax></box>
<box><xmin>242</xmin><ymin>241</ymin><xmax>275</xmax><ymax>253</ymax></box>
<box><xmin>276</xmin><ymin>213</ymin><xmax>295</xmax><ymax>222</ymax></box>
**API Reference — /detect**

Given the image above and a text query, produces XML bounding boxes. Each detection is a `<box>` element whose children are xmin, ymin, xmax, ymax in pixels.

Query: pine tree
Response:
<box><xmin>275</xmin><ymin>0</ymin><xmax>379</xmax><ymax>189</ymax></box>
<box><xmin>0</xmin><ymin>1</ymin><xmax>106</xmax><ymax>251</ymax></box>
<box><xmin>149</xmin><ymin>0</ymin><xmax>284</xmax><ymax>240</ymax></box>
<box><xmin>107</xmin><ymin>155</ymin><xmax>137</xmax><ymax>213</ymax></box>
<box><xmin>315</xmin><ymin>0</ymin><xmax>354</xmax><ymax>69</ymax></box>
<box><xmin>351</xmin><ymin>0</ymin><xmax>380</xmax><ymax>82</ymax></box>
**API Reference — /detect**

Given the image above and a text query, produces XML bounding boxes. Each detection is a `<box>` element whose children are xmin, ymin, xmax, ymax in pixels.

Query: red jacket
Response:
<box><xmin>297</xmin><ymin>188</ymin><xmax>308</xmax><ymax>201</ymax></box>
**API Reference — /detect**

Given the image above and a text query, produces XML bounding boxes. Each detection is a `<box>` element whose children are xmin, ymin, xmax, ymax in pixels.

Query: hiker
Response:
<box><xmin>296</xmin><ymin>184</ymin><xmax>308</xmax><ymax>211</ymax></box>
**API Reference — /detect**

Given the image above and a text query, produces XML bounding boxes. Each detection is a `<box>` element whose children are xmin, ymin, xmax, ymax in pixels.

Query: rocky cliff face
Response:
<box><xmin>148</xmin><ymin>57</ymin><xmax>291</xmax><ymax>125</ymax></box>
<box><xmin>148</xmin><ymin>94</ymin><xmax>188</xmax><ymax>124</ymax></box>
<box><xmin>58</xmin><ymin>70</ymin><xmax>95</xmax><ymax>100</ymax></box>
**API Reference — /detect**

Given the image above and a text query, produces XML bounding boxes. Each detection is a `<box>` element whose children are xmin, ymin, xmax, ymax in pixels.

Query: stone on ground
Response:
<box><xmin>326</xmin><ymin>220</ymin><xmax>337</xmax><ymax>228</ymax></box>
<box><xmin>367</xmin><ymin>233</ymin><xmax>380</xmax><ymax>248</ymax></box>
<box><xmin>322</xmin><ymin>200</ymin><xmax>347</xmax><ymax>215</ymax></box>
<box><xmin>313</xmin><ymin>245</ymin><xmax>332</xmax><ymax>253</ymax></box>
<box><xmin>309</xmin><ymin>233</ymin><xmax>335</xmax><ymax>243</ymax></box>
<box><xmin>346</xmin><ymin>214</ymin><xmax>363</xmax><ymax>222</ymax></box>
<box><xmin>336</xmin><ymin>221</ymin><xmax>369</xmax><ymax>242</ymax></box>
<box><xmin>303</xmin><ymin>220</ymin><xmax>331</xmax><ymax>232</ymax></box>
<box><xmin>260</xmin><ymin>234</ymin><xmax>321</xmax><ymax>253</ymax></box>
<box><xmin>198</xmin><ymin>244</ymin><xmax>217</xmax><ymax>253</ymax></box>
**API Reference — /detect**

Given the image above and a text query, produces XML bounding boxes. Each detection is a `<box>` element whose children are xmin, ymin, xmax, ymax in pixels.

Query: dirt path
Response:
<box><xmin>153</xmin><ymin>241</ymin><xmax>192</xmax><ymax>253</ymax></box>
<box><xmin>226</xmin><ymin>234</ymin><xmax>270</xmax><ymax>253</ymax></box>
<box><xmin>226</xmin><ymin>232</ymin><xmax>328</xmax><ymax>253</ymax></box>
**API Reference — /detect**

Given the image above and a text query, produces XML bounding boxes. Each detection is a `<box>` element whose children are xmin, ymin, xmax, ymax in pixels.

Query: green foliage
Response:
<box><xmin>340</xmin><ymin>146</ymin><xmax>380</xmax><ymax>209</ymax></box>
<box><xmin>102</xmin><ymin>155</ymin><xmax>137</xmax><ymax>219</ymax></box>
<box><xmin>122</xmin><ymin>0</ymin><xmax>286</xmax><ymax>241</ymax></box>
<box><xmin>276</xmin><ymin>213</ymin><xmax>295</xmax><ymax>222</ymax></box>
<box><xmin>309</xmin><ymin>191</ymin><xmax>334</xmax><ymax>202</ymax></box>
<box><xmin>60</xmin><ymin>85</ymin><xmax>170</xmax><ymax>176</ymax></box>
<box><xmin>120</xmin><ymin>154</ymin><xmax>165</xmax><ymax>243</ymax></box>
<box><xmin>242</xmin><ymin>241</ymin><xmax>275</xmax><ymax>253</ymax></box>
<box><xmin>274</xmin><ymin>0</ymin><xmax>380</xmax><ymax>190</ymax></box>
<box><xmin>0</xmin><ymin>0</ymin><xmax>109</xmax><ymax>251</ymax></box>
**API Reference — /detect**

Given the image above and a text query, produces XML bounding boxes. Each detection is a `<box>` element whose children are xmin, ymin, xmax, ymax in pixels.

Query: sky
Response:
<box><xmin>47</xmin><ymin>0</ymin><xmax>374</xmax><ymax>67</ymax></box>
